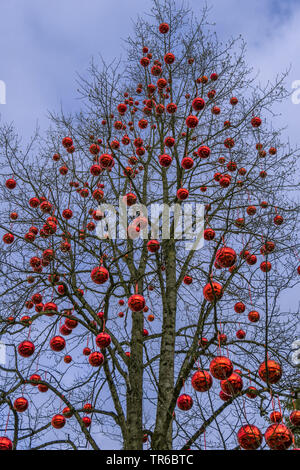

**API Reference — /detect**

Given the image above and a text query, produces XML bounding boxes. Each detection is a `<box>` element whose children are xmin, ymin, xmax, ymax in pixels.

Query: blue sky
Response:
<box><xmin>1</xmin><ymin>0</ymin><xmax>300</xmax><ymax>145</ymax></box>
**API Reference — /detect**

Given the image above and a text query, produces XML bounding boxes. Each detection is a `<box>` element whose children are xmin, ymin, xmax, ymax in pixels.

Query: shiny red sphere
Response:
<box><xmin>265</xmin><ymin>424</ymin><xmax>293</xmax><ymax>450</ymax></box>
<box><xmin>91</xmin><ymin>266</ymin><xmax>109</xmax><ymax>284</ymax></box>
<box><xmin>50</xmin><ymin>336</ymin><xmax>66</xmax><ymax>352</ymax></box>
<box><xmin>18</xmin><ymin>340</ymin><xmax>35</xmax><ymax>357</ymax></box>
<box><xmin>13</xmin><ymin>397</ymin><xmax>28</xmax><ymax>412</ymax></box>
<box><xmin>258</xmin><ymin>360</ymin><xmax>282</xmax><ymax>384</ymax></box>
<box><xmin>128</xmin><ymin>294</ymin><xmax>146</xmax><ymax>312</ymax></box>
<box><xmin>89</xmin><ymin>351</ymin><xmax>104</xmax><ymax>367</ymax></box>
<box><xmin>51</xmin><ymin>414</ymin><xmax>66</xmax><ymax>429</ymax></box>
<box><xmin>177</xmin><ymin>394</ymin><xmax>193</xmax><ymax>411</ymax></box>
<box><xmin>210</xmin><ymin>356</ymin><xmax>233</xmax><ymax>380</ymax></box>
<box><xmin>0</xmin><ymin>436</ymin><xmax>13</xmax><ymax>450</ymax></box>
<box><xmin>221</xmin><ymin>373</ymin><xmax>243</xmax><ymax>396</ymax></box>
<box><xmin>203</xmin><ymin>282</ymin><xmax>223</xmax><ymax>302</ymax></box>
<box><xmin>237</xmin><ymin>425</ymin><xmax>262</xmax><ymax>450</ymax></box>
<box><xmin>191</xmin><ymin>370</ymin><xmax>213</xmax><ymax>392</ymax></box>
<box><xmin>95</xmin><ymin>332</ymin><xmax>111</xmax><ymax>349</ymax></box>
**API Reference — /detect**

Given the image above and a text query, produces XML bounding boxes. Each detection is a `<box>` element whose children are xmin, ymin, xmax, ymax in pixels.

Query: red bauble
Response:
<box><xmin>197</xmin><ymin>145</ymin><xmax>210</xmax><ymax>159</ymax></box>
<box><xmin>219</xmin><ymin>390</ymin><xmax>231</xmax><ymax>401</ymax></box>
<box><xmin>204</xmin><ymin>228</ymin><xmax>215</xmax><ymax>240</ymax></box>
<box><xmin>38</xmin><ymin>384</ymin><xmax>48</xmax><ymax>393</ymax></box>
<box><xmin>290</xmin><ymin>410</ymin><xmax>300</xmax><ymax>427</ymax></box>
<box><xmin>43</xmin><ymin>302</ymin><xmax>58</xmax><ymax>316</ymax></box>
<box><xmin>192</xmin><ymin>97</ymin><xmax>205</xmax><ymax>111</ymax></box>
<box><xmin>203</xmin><ymin>282</ymin><xmax>223</xmax><ymax>302</ymax></box>
<box><xmin>50</xmin><ymin>336</ymin><xmax>66</xmax><ymax>352</ymax></box>
<box><xmin>251</xmin><ymin>116</ymin><xmax>262</xmax><ymax>128</ymax></box>
<box><xmin>128</xmin><ymin>294</ymin><xmax>146</xmax><ymax>312</ymax></box>
<box><xmin>221</xmin><ymin>373</ymin><xmax>243</xmax><ymax>396</ymax></box>
<box><xmin>147</xmin><ymin>240</ymin><xmax>160</xmax><ymax>253</ymax></box>
<box><xmin>237</xmin><ymin>425</ymin><xmax>262</xmax><ymax>450</ymax></box>
<box><xmin>181</xmin><ymin>156</ymin><xmax>194</xmax><ymax>169</ymax></box>
<box><xmin>164</xmin><ymin>52</ymin><xmax>175</xmax><ymax>64</ymax></box>
<box><xmin>216</xmin><ymin>246</ymin><xmax>236</xmax><ymax>268</ymax></box>
<box><xmin>183</xmin><ymin>275</ymin><xmax>192</xmax><ymax>285</ymax></box>
<box><xmin>0</xmin><ymin>436</ymin><xmax>13</xmax><ymax>450</ymax></box>
<box><xmin>30</xmin><ymin>374</ymin><xmax>41</xmax><ymax>385</ymax></box>
<box><xmin>51</xmin><ymin>414</ymin><xmax>66</xmax><ymax>429</ymax></box>
<box><xmin>18</xmin><ymin>340</ymin><xmax>35</xmax><ymax>357</ymax></box>
<box><xmin>95</xmin><ymin>332</ymin><xmax>111</xmax><ymax>349</ymax></box>
<box><xmin>260</xmin><ymin>261</ymin><xmax>271</xmax><ymax>272</ymax></box>
<box><xmin>123</xmin><ymin>192</ymin><xmax>137</xmax><ymax>207</ymax></box>
<box><xmin>274</xmin><ymin>215</ymin><xmax>283</xmax><ymax>225</ymax></box>
<box><xmin>89</xmin><ymin>351</ymin><xmax>104</xmax><ymax>367</ymax></box>
<box><xmin>234</xmin><ymin>302</ymin><xmax>245</xmax><ymax>314</ymax></box>
<box><xmin>236</xmin><ymin>329</ymin><xmax>246</xmax><ymax>339</ymax></box>
<box><xmin>185</xmin><ymin>115</ymin><xmax>198</xmax><ymax>128</ymax></box>
<box><xmin>64</xmin><ymin>355</ymin><xmax>72</xmax><ymax>364</ymax></box>
<box><xmin>91</xmin><ymin>266</ymin><xmax>109</xmax><ymax>284</ymax></box>
<box><xmin>60</xmin><ymin>324</ymin><xmax>72</xmax><ymax>336</ymax></box>
<box><xmin>99</xmin><ymin>153</ymin><xmax>114</xmax><ymax>169</ymax></box>
<box><xmin>159</xmin><ymin>153</ymin><xmax>172</xmax><ymax>168</ymax></box>
<box><xmin>3</xmin><ymin>233</ymin><xmax>14</xmax><ymax>244</ymax></box>
<box><xmin>82</xmin><ymin>416</ymin><xmax>92</xmax><ymax>427</ymax></box>
<box><xmin>5</xmin><ymin>178</ymin><xmax>16</xmax><ymax>189</ymax></box>
<box><xmin>191</xmin><ymin>370</ymin><xmax>213</xmax><ymax>392</ymax></box>
<box><xmin>83</xmin><ymin>347</ymin><xmax>91</xmax><ymax>356</ymax></box>
<box><xmin>248</xmin><ymin>310</ymin><xmax>260</xmax><ymax>322</ymax></box>
<box><xmin>246</xmin><ymin>386</ymin><xmax>258</xmax><ymax>399</ymax></box>
<box><xmin>13</xmin><ymin>397</ymin><xmax>29</xmax><ymax>412</ymax></box>
<box><xmin>210</xmin><ymin>356</ymin><xmax>233</xmax><ymax>380</ymax></box>
<box><xmin>177</xmin><ymin>394</ymin><xmax>193</xmax><ymax>411</ymax></box>
<box><xmin>270</xmin><ymin>411</ymin><xmax>282</xmax><ymax>423</ymax></box>
<box><xmin>159</xmin><ymin>22</ymin><xmax>169</xmax><ymax>34</ymax></box>
<box><xmin>177</xmin><ymin>188</ymin><xmax>189</xmax><ymax>200</ymax></box>
<box><xmin>63</xmin><ymin>407</ymin><xmax>73</xmax><ymax>418</ymax></box>
<box><xmin>265</xmin><ymin>424</ymin><xmax>293</xmax><ymax>450</ymax></box>
<box><xmin>258</xmin><ymin>360</ymin><xmax>282</xmax><ymax>384</ymax></box>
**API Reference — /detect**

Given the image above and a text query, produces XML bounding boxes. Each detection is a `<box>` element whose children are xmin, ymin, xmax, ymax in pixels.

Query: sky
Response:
<box><xmin>1</xmin><ymin>0</ymin><xmax>300</xmax><ymax>146</ymax></box>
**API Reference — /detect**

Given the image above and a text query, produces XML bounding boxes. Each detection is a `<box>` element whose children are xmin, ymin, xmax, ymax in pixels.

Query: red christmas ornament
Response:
<box><xmin>18</xmin><ymin>340</ymin><xmax>35</xmax><ymax>357</ymax></box>
<box><xmin>265</xmin><ymin>424</ymin><xmax>293</xmax><ymax>450</ymax></box>
<box><xmin>51</xmin><ymin>414</ymin><xmax>66</xmax><ymax>429</ymax></box>
<box><xmin>183</xmin><ymin>275</ymin><xmax>193</xmax><ymax>285</ymax></box>
<box><xmin>246</xmin><ymin>386</ymin><xmax>258</xmax><ymax>399</ymax></box>
<box><xmin>192</xmin><ymin>97</ymin><xmax>205</xmax><ymax>111</ymax></box>
<box><xmin>177</xmin><ymin>394</ymin><xmax>193</xmax><ymax>411</ymax></box>
<box><xmin>159</xmin><ymin>23</ymin><xmax>169</xmax><ymax>34</ymax></box>
<box><xmin>123</xmin><ymin>192</ymin><xmax>137</xmax><ymax>207</ymax></box>
<box><xmin>204</xmin><ymin>228</ymin><xmax>215</xmax><ymax>240</ymax></box>
<box><xmin>0</xmin><ymin>436</ymin><xmax>13</xmax><ymax>450</ymax></box>
<box><xmin>159</xmin><ymin>153</ymin><xmax>172</xmax><ymax>168</ymax></box>
<box><xmin>260</xmin><ymin>261</ymin><xmax>271</xmax><ymax>272</ymax></box>
<box><xmin>258</xmin><ymin>360</ymin><xmax>282</xmax><ymax>384</ymax></box>
<box><xmin>177</xmin><ymin>188</ymin><xmax>189</xmax><ymax>201</ymax></box>
<box><xmin>5</xmin><ymin>178</ymin><xmax>16</xmax><ymax>189</ymax></box>
<box><xmin>30</xmin><ymin>374</ymin><xmax>41</xmax><ymax>385</ymax></box>
<box><xmin>234</xmin><ymin>302</ymin><xmax>245</xmax><ymax>314</ymax></box>
<box><xmin>197</xmin><ymin>145</ymin><xmax>210</xmax><ymax>159</ymax></box>
<box><xmin>96</xmin><ymin>332</ymin><xmax>111</xmax><ymax>349</ymax></box>
<box><xmin>185</xmin><ymin>115</ymin><xmax>199</xmax><ymax>128</ymax></box>
<box><xmin>209</xmin><ymin>356</ymin><xmax>233</xmax><ymax>380</ymax></box>
<box><xmin>290</xmin><ymin>410</ymin><xmax>300</xmax><ymax>427</ymax></box>
<box><xmin>50</xmin><ymin>336</ymin><xmax>66</xmax><ymax>352</ymax></box>
<box><xmin>82</xmin><ymin>416</ymin><xmax>92</xmax><ymax>427</ymax></box>
<box><xmin>221</xmin><ymin>373</ymin><xmax>243</xmax><ymax>396</ymax></box>
<box><xmin>270</xmin><ymin>411</ymin><xmax>282</xmax><ymax>423</ymax></box>
<box><xmin>13</xmin><ymin>397</ymin><xmax>29</xmax><ymax>412</ymax></box>
<box><xmin>216</xmin><ymin>246</ymin><xmax>236</xmax><ymax>268</ymax></box>
<box><xmin>147</xmin><ymin>240</ymin><xmax>160</xmax><ymax>253</ymax></box>
<box><xmin>203</xmin><ymin>282</ymin><xmax>223</xmax><ymax>302</ymax></box>
<box><xmin>181</xmin><ymin>156</ymin><xmax>194</xmax><ymax>169</ymax></box>
<box><xmin>248</xmin><ymin>310</ymin><xmax>260</xmax><ymax>322</ymax></box>
<box><xmin>91</xmin><ymin>266</ymin><xmax>109</xmax><ymax>284</ymax></box>
<box><xmin>89</xmin><ymin>351</ymin><xmax>104</xmax><ymax>367</ymax></box>
<box><xmin>236</xmin><ymin>329</ymin><xmax>246</xmax><ymax>339</ymax></box>
<box><xmin>128</xmin><ymin>294</ymin><xmax>146</xmax><ymax>312</ymax></box>
<box><xmin>191</xmin><ymin>370</ymin><xmax>213</xmax><ymax>392</ymax></box>
<box><xmin>237</xmin><ymin>425</ymin><xmax>262</xmax><ymax>450</ymax></box>
<box><xmin>251</xmin><ymin>116</ymin><xmax>262</xmax><ymax>128</ymax></box>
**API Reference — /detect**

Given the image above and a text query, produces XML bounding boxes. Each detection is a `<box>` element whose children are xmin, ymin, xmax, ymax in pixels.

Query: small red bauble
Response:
<box><xmin>204</xmin><ymin>228</ymin><xmax>215</xmax><ymax>240</ymax></box>
<box><xmin>234</xmin><ymin>302</ymin><xmax>245</xmax><ymax>314</ymax></box>
<box><xmin>191</xmin><ymin>370</ymin><xmax>213</xmax><ymax>392</ymax></box>
<box><xmin>177</xmin><ymin>394</ymin><xmax>193</xmax><ymax>411</ymax></box>
<box><xmin>258</xmin><ymin>360</ymin><xmax>282</xmax><ymax>384</ymax></box>
<box><xmin>265</xmin><ymin>424</ymin><xmax>293</xmax><ymax>450</ymax></box>
<box><xmin>51</xmin><ymin>414</ymin><xmax>66</xmax><ymax>429</ymax></box>
<box><xmin>270</xmin><ymin>411</ymin><xmax>282</xmax><ymax>423</ymax></box>
<box><xmin>159</xmin><ymin>23</ymin><xmax>169</xmax><ymax>34</ymax></box>
<box><xmin>82</xmin><ymin>416</ymin><xmax>92</xmax><ymax>427</ymax></box>
<box><xmin>128</xmin><ymin>294</ymin><xmax>146</xmax><ymax>312</ymax></box>
<box><xmin>192</xmin><ymin>97</ymin><xmax>205</xmax><ymax>111</ymax></box>
<box><xmin>147</xmin><ymin>240</ymin><xmax>160</xmax><ymax>253</ymax></box>
<box><xmin>30</xmin><ymin>374</ymin><xmax>41</xmax><ymax>385</ymax></box>
<box><xmin>183</xmin><ymin>275</ymin><xmax>192</xmax><ymax>285</ymax></box>
<box><xmin>159</xmin><ymin>153</ymin><xmax>172</xmax><ymax>168</ymax></box>
<box><xmin>246</xmin><ymin>386</ymin><xmax>258</xmax><ymax>399</ymax></box>
<box><xmin>251</xmin><ymin>116</ymin><xmax>262</xmax><ymax>128</ymax></box>
<box><xmin>181</xmin><ymin>156</ymin><xmax>194</xmax><ymax>169</ymax></box>
<box><xmin>83</xmin><ymin>347</ymin><xmax>91</xmax><ymax>356</ymax></box>
<box><xmin>237</xmin><ymin>425</ymin><xmax>262</xmax><ymax>450</ymax></box>
<box><xmin>18</xmin><ymin>340</ymin><xmax>35</xmax><ymax>357</ymax></box>
<box><xmin>123</xmin><ymin>192</ymin><xmax>137</xmax><ymax>207</ymax></box>
<box><xmin>236</xmin><ymin>329</ymin><xmax>246</xmax><ymax>339</ymax></box>
<box><xmin>5</xmin><ymin>178</ymin><xmax>16</xmax><ymax>189</ymax></box>
<box><xmin>185</xmin><ymin>115</ymin><xmax>198</xmax><ymax>128</ymax></box>
<box><xmin>197</xmin><ymin>145</ymin><xmax>210</xmax><ymax>159</ymax></box>
<box><xmin>209</xmin><ymin>356</ymin><xmax>233</xmax><ymax>380</ymax></box>
<box><xmin>177</xmin><ymin>188</ymin><xmax>189</xmax><ymax>201</ymax></box>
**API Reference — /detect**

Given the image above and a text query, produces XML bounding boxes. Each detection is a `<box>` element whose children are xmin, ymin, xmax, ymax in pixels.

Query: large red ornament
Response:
<box><xmin>258</xmin><ymin>360</ymin><xmax>282</xmax><ymax>384</ymax></box>
<box><xmin>251</xmin><ymin>116</ymin><xmax>262</xmax><ymax>128</ymax></box>
<box><xmin>91</xmin><ymin>266</ymin><xmax>109</xmax><ymax>284</ymax></box>
<box><xmin>50</xmin><ymin>336</ymin><xmax>66</xmax><ymax>352</ymax></box>
<box><xmin>177</xmin><ymin>394</ymin><xmax>193</xmax><ymax>411</ymax></box>
<box><xmin>210</xmin><ymin>356</ymin><xmax>233</xmax><ymax>380</ymax></box>
<box><xmin>216</xmin><ymin>246</ymin><xmax>236</xmax><ymax>268</ymax></box>
<box><xmin>51</xmin><ymin>414</ymin><xmax>66</xmax><ymax>429</ymax></box>
<box><xmin>159</xmin><ymin>153</ymin><xmax>172</xmax><ymax>168</ymax></box>
<box><xmin>237</xmin><ymin>425</ymin><xmax>262</xmax><ymax>450</ymax></box>
<box><xmin>177</xmin><ymin>188</ymin><xmax>189</xmax><ymax>200</ymax></box>
<box><xmin>192</xmin><ymin>97</ymin><xmax>205</xmax><ymax>111</ymax></box>
<box><xmin>128</xmin><ymin>294</ymin><xmax>146</xmax><ymax>312</ymax></box>
<box><xmin>203</xmin><ymin>282</ymin><xmax>223</xmax><ymax>302</ymax></box>
<box><xmin>197</xmin><ymin>145</ymin><xmax>210</xmax><ymax>159</ymax></box>
<box><xmin>159</xmin><ymin>23</ymin><xmax>169</xmax><ymax>34</ymax></box>
<box><xmin>265</xmin><ymin>424</ymin><xmax>293</xmax><ymax>450</ymax></box>
<box><xmin>191</xmin><ymin>370</ymin><xmax>213</xmax><ymax>392</ymax></box>
<box><xmin>5</xmin><ymin>178</ymin><xmax>16</xmax><ymax>189</ymax></box>
<box><xmin>13</xmin><ymin>397</ymin><xmax>28</xmax><ymax>412</ymax></box>
<box><xmin>185</xmin><ymin>115</ymin><xmax>198</xmax><ymax>128</ymax></box>
<box><xmin>18</xmin><ymin>340</ymin><xmax>35</xmax><ymax>357</ymax></box>
<box><xmin>221</xmin><ymin>373</ymin><xmax>243</xmax><ymax>396</ymax></box>
<box><xmin>270</xmin><ymin>411</ymin><xmax>282</xmax><ymax>423</ymax></box>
